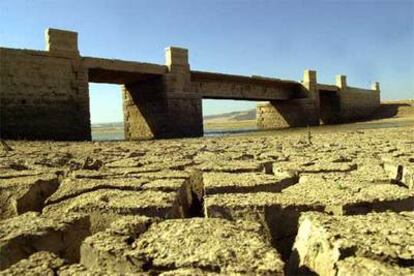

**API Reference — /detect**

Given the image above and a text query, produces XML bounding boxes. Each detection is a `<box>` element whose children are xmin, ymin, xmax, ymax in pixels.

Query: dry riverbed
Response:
<box><xmin>1</xmin><ymin>112</ymin><xmax>414</xmax><ymax>275</ymax></box>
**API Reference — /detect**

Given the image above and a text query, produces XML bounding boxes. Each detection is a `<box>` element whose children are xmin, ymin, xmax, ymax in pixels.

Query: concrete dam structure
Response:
<box><xmin>0</xmin><ymin>28</ymin><xmax>380</xmax><ymax>141</ymax></box>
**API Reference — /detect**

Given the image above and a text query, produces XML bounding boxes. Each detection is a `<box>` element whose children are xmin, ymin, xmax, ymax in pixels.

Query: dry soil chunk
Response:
<box><xmin>129</xmin><ymin>218</ymin><xmax>284</xmax><ymax>274</ymax></box>
<box><xmin>111</xmin><ymin>169</ymin><xmax>203</xmax><ymax>204</ymax></box>
<box><xmin>205</xmin><ymin>180</ymin><xmax>414</xmax><ymax>260</ymax></box>
<box><xmin>349</xmin><ymin>159</ymin><xmax>390</xmax><ymax>183</ymax></box>
<box><xmin>0</xmin><ymin>251</ymin><xmax>65</xmax><ymax>276</ymax></box>
<box><xmin>336</xmin><ymin>257</ymin><xmax>414</xmax><ymax>276</ymax></box>
<box><xmin>203</xmin><ymin>172</ymin><xmax>298</xmax><ymax>195</ymax></box>
<box><xmin>80</xmin><ymin>216</ymin><xmax>154</xmax><ymax>274</ymax></box>
<box><xmin>45</xmin><ymin>177</ymin><xmax>148</xmax><ymax>204</ymax></box>
<box><xmin>0</xmin><ymin>169</ymin><xmax>43</xmax><ymax>179</ymax></box>
<box><xmin>282</xmin><ymin>176</ymin><xmax>414</xmax><ymax>214</ymax></box>
<box><xmin>81</xmin><ymin>218</ymin><xmax>284</xmax><ymax>275</ymax></box>
<box><xmin>0</xmin><ymin>212</ymin><xmax>90</xmax><ymax>270</ymax></box>
<box><xmin>0</xmin><ymin>174</ymin><xmax>59</xmax><ymax>219</ymax></box>
<box><xmin>118</xmin><ymin>169</ymin><xmax>191</xmax><ymax>179</ymax></box>
<box><xmin>290</xmin><ymin>212</ymin><xmax>414</xmax><ymax>275</ymax></box>
<box><xmin>68</xmin><ymin>169</ymin><xmax>116</xmax><ymax>179</ymax></box>
<box><xmin>205</xmin><ymin>179</ymin><xmax>414</xmax><ymax>226</ymax></box>
<box><xmin>276</xmin><ymin>161</ymin><xmax>357</xmax><ymax>174</ymax></box>
<box><xmin>159</xmin><ymin>268</ymin><xmax>220</xmax><ymax>275</ymax></box>
<box><xmin>197</xmin><ymin>160</ymin><xmax>269</xmax><ymax>173</ymax></box>
<box><xmin>106</xmin><ymin>157</ymin><xmax>193</xmax><ymax>171</ymax></box>
<box><xmin>43</xmin><ymin>189</ymin><xmax>183</xmax><ymax>232</ymax></box>
<box><xmin>58</xmin><ymin>263</ymin><xmax>149</xmax><ymax>275</ymax></box>
<box><xmin>46</xmin><ymin>177</ymin><xmax>191</xmax><ymax>207</ymax></box>
<box><xmin>45</xmin><ymin>189</ymin><xmax>182</xmax><ymax>216</ymax></box>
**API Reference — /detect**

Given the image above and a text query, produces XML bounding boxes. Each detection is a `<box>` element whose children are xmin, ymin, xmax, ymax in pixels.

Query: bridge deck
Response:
<box><xmin>317</xmin><ymin>83</ymin><xmax>339</xmax><ymax>92</ymax></box>
<box><xmin>191</xmin><ymin>71</ymin><xmax>304</xmax><ymax>101</ymax></box>
<box><xmin>83</xmin><ymin>57</ymin><xmax>167</xmax><ymax>84</ymax></box>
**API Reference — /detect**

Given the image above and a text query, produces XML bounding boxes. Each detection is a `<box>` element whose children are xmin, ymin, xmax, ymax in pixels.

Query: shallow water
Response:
<box><xmin>91</xmin><ymin>131</ymin><xmax>125</xmax><ymax>141</ymax></box>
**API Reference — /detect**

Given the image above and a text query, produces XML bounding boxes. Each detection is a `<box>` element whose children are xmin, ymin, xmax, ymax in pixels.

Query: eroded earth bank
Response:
<box><xmin>0</xmin><ymin>123</ymin><xmax>413</xmax><ymax>275</ymax></box>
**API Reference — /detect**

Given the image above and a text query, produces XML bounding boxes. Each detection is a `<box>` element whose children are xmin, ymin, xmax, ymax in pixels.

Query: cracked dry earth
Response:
<box><xmin>0</xmin><ymin>126</ymin><xmax>413</xmax><ymax>275</ymax></box>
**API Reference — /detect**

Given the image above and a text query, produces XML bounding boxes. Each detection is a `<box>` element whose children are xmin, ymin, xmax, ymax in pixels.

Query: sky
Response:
<box><xmin>1</xmin><ymin>0</ymin><xmax>413</xmax><ymax>123</ymax></box>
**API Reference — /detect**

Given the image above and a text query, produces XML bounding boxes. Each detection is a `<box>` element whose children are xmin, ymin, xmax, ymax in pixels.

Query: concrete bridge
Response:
<box><xmin>0</xmin><ymin>29</ymin><xmax>380</xmax><ymax>140</ymax></box>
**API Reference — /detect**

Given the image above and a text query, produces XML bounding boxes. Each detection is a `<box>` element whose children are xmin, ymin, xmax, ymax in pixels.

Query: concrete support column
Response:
<box><xmin>71</xmin><ymin>60</ymin><xmax>92</xmax><ymax>140</ymax></box>
<box><xmin>256</xmin><ymin>69</ymin><xmax>320</xmax><ymax>129</ymax></box>
<box><xmin>302</xmin><ymin>69</ymin><xmax>320</xmax><ymax>125</ymax></box>
<box><xmin>42</xmin><ymin>28</ymin><xmax>91</xmax><ymax>140</ymax></box>
<box><xmin>371</xmin><ymin>81</ymin><xmax>381</xmax><ymax>107</ymax></box>
<box><xmin>163</xmin><ymin>47</ymin><xmax>203</xmax><ymax>138</ymax></box>
<box><xmin>123</xmin><ymin>78</ymin><xmax>167</xmax><ymax>140</ymax></box>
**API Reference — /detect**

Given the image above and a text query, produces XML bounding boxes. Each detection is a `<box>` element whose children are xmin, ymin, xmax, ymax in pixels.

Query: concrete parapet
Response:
<box><xmin>303</xmin><ymin>70</ymin><xmax>316</xmax><ymax>85</ymax></box>
<box><xmin>45</xmin><ymin>28</ymin><xmax>79</xmax><ymax>55</ymax></box>
<box><xmin>165</xmin><ymin>47</ymin><xmax>189</xmax><ymax>70</ymax></box>
<box><xmin>336</xmin><ymin>75</ymin><xmax>347</xmax><ymax>89</ymax></box>
<box><xmin>371</xmin><ymin>81</ymin><xmax>380</xmax><ymax>92</ymax></box>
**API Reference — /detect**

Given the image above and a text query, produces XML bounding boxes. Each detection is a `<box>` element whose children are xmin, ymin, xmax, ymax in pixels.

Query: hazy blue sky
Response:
<box><xmin>1</xmin><ymin>0</ymin><xmax>413</xmax><ymax>123</ymax></box>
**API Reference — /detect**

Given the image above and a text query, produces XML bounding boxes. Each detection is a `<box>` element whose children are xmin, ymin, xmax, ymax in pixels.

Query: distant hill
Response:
<box><xmin>204</xmin><ymin>109</ymin><xmax>256</xmax><ymax>121</ymax></box>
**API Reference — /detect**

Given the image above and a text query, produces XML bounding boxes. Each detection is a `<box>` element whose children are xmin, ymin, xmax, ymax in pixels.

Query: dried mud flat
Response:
<box><xmin>1</xmin><ymin>123</ymin><xmax>414</xmax><ymax>275</ymax></box>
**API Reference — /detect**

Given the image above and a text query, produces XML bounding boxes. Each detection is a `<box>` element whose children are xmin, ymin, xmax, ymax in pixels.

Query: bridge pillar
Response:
<box><xmin>257</xmin><ymin>70</ymin><xmax>320</xmax><ymax>129</ymax></box>
<box><xmin>162</xmin><ymin>47</ymin><xmax>203</xmax><ymax>138</ymax></box>
<box><xmin>1</xmin><ymin>28</ymin><xmax>91</xmax><ymax>140</ymax></box>
<box><xmin>122</xmin><ymin>47</ymin><xmax>203</xmax><ymax>140</ymax></box>
<box><xmin>123</xmin><ymin>76</ymin><xmax>168</xmax><ymax>140</ymax></box>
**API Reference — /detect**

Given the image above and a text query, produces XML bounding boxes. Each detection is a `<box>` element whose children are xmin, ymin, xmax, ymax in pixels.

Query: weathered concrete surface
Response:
<box><xmin>81</xmin><ymin>217</ymin><xmax>284</xmax><ymax>274</ymax></box>
<box><xmin>0</xmin><ymin>28</ymin><xmax>380</xmax><ymax>140</ymax></box>
<box><xmin>336</xmin><ymin>75</ymin><xmax>381</xmax><ymax>122</ymax></box>
<box><xmin>191</xmin><ymin>71</ymin><xmax>302</xmax><ymax>100</ymax></box>
<box><xmin>289</xmin><ymin>212</ymin><xmax>414</xmax><ymax>275</ymax></box>
<box><xmin>257</xmin><ymin>72</ymin><xmax>381</xmax><ymax>130</ymax></box>
<box><xmin>0</xmin><ymin>212</ymin><xmax>90</xmax><ymax>270</ymax></box>
<box><xmin>0</xmin><ymin>47</ymin><xmax>91</xmax><ymax>140</ymax></box>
